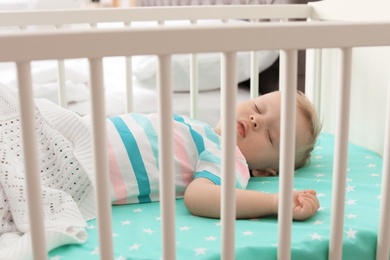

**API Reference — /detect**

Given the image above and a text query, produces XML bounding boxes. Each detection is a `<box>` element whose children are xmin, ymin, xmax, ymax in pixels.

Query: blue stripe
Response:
<box><xmin>131</xmin><ymin>113</ymin><xmax>159</xmax><ymax>169</ymax></box>
<box><xmin>199</xmin><ymin>150</ymin><xmax>221</xmax><ymax>165</ymax></box>
<box><xmin>204</xmin><ymin>125</ymin><xmax>220</xmax><ymax>148</ymax></box>
<box><xmin>195</xmin><ymin>171</ymin><xmax>242</xmax><ymax>189</ymax></box>
<box><xmin>194</xmin><ymin>170</ymin><xmax>221</xmax><ymax>185</ymax></box>
<box><xmin>109</xmin><ymin>116</ymin><xmax>151</xmax><ymax>203</ymax></box>
<box><xmin>235</xmin><ymin>179</ymin><xmax>243</xmax><ymax>189</ymax></box>
<box><xmin>178</xmin><ymin>115</ymin><xmax>220</xmax><ymax>148</ymax></box>
<box><xmin>173</xmin><ymin>114</ymin><xmax>205</xmax><ymax>155</ymax></box>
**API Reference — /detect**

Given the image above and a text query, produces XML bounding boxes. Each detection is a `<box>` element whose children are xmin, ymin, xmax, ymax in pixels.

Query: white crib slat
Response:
<box><xmin>250</xmin><ymin>50</ymin><xmax>259</xmax><ymax>98</ymax></box>
<box><xmin>304</xmin><ymin>49</ymin><xmax>321</xmax><ymax>107</ymax></box>
<box><xmin>125</xmin><ymin>56</ymin><xmax>133</xmax><ymax>113</ymax></box>
<box><xmin>157</xmin><ymin>55</ymin><xmax>176</xmax><ymax>260</ymax></box>
<box><xmin>189</xmin><ymin>19</ymin><xmax>199</xmax><ymax>120</ymax></box>
<box><xmin>304</xmin><ymin>19</ymin><xmax>322</xmax><ymax>109</ymax></box>
<box><xmin>55</xmin><ymin>25</ymin><xmax>67</xmax><ymax>108</ymax></box>
<box><xmin>250</xmin><ymin>19</ymin><xmax>260</xmax><ymax>99</ymax></box>
<box><xmin>329</xmin><ymin>48</ymin><xmax>353</xmax><ymax>260</ymax></box>
<box><xmin>376</xmin><ymin>85</ymin><xmax>390</xmax><ymax>260</ymax></box>
<box><xmin>220</xmin><ymin>52</ymin><xmax>237</xmax><ymax>260</ymax></box>
<box><xmin>16</xmin><ymin>61</ymin><xmax>48</xmax><ymax>260</ymax></box>
<box><xmin>190</xmin><ymin>52</ymin><xmax>199</xmax><ymax>119</ymax></box>
<box><xmin>277</xmin><ymin>49</ymin><xmax>298</xmax><ymax>260</ymax></box>
<box><xmin>125</xmin><ymin>21</ymin><xmax>133</xmax><ymax>113</ymax></box>
<box><xmin>57</xmin><ymin>59</ymin><xmax>67</xmax><ymax>108</ymax></box>
<box><xmin>88</xmin><ymin>58</ymin><xmax>114</xmax><ymax>260</ymax></box>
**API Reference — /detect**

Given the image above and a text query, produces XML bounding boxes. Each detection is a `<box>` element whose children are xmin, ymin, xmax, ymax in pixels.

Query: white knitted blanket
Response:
<box><xmin>0</xmin><ymin>86</ymin><xmax>96</xmax><ymax>259</ymax></box>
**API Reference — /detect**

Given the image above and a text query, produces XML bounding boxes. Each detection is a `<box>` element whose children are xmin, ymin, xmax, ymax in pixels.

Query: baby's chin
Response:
<box><xmin>213</xmin><ymin>122</ymin><xmax>222</xmax><ymax>135</ymax></box>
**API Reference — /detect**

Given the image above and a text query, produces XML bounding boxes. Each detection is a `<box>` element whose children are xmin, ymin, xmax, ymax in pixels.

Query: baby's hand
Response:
<box><xmin>292</xmin><ymin>190</ymin><xmax>320</xmax><ymax>221</ymax></box>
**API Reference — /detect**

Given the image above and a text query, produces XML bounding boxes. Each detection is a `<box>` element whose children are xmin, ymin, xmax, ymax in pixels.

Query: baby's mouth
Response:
<box><xmin>237</xmin><ymin>121</ymin><xmax>246</xmax><ymax>138</ymax></box>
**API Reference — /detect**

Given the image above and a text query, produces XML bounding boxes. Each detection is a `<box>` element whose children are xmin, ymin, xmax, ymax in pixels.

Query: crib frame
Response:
<box><xmin>0</xmin><ymin>3</ymin><xmax>390</xmax><ymax>260</ymax></box>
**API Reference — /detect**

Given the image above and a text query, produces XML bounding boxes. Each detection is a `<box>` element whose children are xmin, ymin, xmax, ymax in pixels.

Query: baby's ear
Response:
<box><xmin>251</xmin><ymin>168</ymin><xmax>277</xmax><ymax>177</ymax></box>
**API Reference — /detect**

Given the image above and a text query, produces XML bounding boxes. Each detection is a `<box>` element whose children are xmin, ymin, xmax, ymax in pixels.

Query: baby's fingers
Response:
<box><xmin>304</xmin><ymin>190</ymin><xmax>317</xmax><ymax>196</ymax></box>
<box><xmin>292</xmin><ymin>190</ymin><xmax>320</xmax><ymax>220</ymax></box>
<box><xmin>300</xmin><ymin>192</ymin><xmax>320</xmax><ymax>209</ymax></box>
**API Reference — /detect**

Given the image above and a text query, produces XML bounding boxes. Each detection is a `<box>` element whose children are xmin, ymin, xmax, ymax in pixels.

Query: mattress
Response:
<box><xmin>48</xmin><ymin>132</ymin><xmax>384</xmax><ymax>260</ymax></box>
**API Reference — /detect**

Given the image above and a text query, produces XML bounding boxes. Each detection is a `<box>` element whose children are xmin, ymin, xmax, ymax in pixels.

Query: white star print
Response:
<box><xmin>113</xmin><ymin>233</ymin><xmax>119</xmax><ymax>238</ymax></box>
<box><xmin>91</xmin><ymin>247</ymin><xmax>99</xmax><ymax>255</ymax></box>
<box><xmin>121</xmin><ymin>220</ymin><xmax>132</xmax><ymax>225</ymax></box>
<box><xmin>318</xmin><ymin>207</ymin><xmax>325</xmax><ymax>211</ymax></box>
<box><xmin>143</xmin><ymin>228</ymin><xmax>155</xmax><ymax>234</ymax></box>
<box><xmin>180</xmin><ymin>226</ymin><xmax>191</xmax><ymax>231</ymax></box>
<box><xmin>155</xmin><ymin>216</ymin><xmax>161</xmax><ymax>221</ymax></box>
<box><xmin>116</xmin><ymin>256</ymin><xmax>127</xmax><ymax>260</ymax></box>
<box><xmin>134</xmin><ymin>208</ymin><xmax>142</xmax><ymax>213</ymax></box>
<box><xmin>346</xmin><ymin>184</ymin><xmax>355</xmax><ymax>192</ymax></box>
<box><xmin>50</xmin><ymin>256</ymin><xmax>62</xmax><ymax>260</ymax></box>
<box><xmin>314</xmin><ymin>155</ymin><xmax>323</xmax><ymax>159</ymax></box>
<box><xmin>365</xmin><ymin>156</ymin><xmax>372</xmax><ymax>159</ymax></box>
<box><xmin>346</xmin><ymin>178</ymin><xmax>353</xmax><ymax>182</ymax></box>
<box><xmin>315</xmin><ymin>146</ymin><xmax>323</xmax><ymax>150</ymax></box>
<box><xmin>371</xmin><ymin>173</ymin><xmax>380</xmax><ymax>177</ymax></box>
<box><xmin>215</xmin><ymin>221</ymin><xmax>221</xmax><ymax>227</ymax></box>
<box><xmin>313</xmin><ymin>220</ymin><xmax>324</xmax><ymax>225</ymax></box>
<box><xmin>242</xmin><ymin>230</ymin><xmax>254</xmax><ymax>236</ymax></box>
<box><xmin>377</xmin><ymin>194</ymin><xmax>381</xmax><ymax>200</ymax></box>
<box><xmin>314</xmin><ymin>165</ymin><xmax>324</xmax><ymax>168</ymax></box>
<box><xmin>317</xmin><ymin>193</ymin><xmax>326</xmax><ymax>197</ymax></box>
<box><xmin>310</xmin><ymin>233</ymin><xmax>322</xmax><ymax>241</ymax></box>
<box><xmin>315</xmin><ymin>173</ymin><xmax>324</xmax><ymax>178</ymax></box>
<box><xmin>345</xmin><ymin>227</ymin><xmax>357</xmax><ymax>239</ymax></box>
<box><xmin>194</xmin><ymin>247</ymin><xmax>207</xmax><ymax>256</ymax></box>
<box><xmin>346</xmin><ymin>199</ymin><xmax>356</xmax><ymax>205</ymax></box>
<box><xmin>205</xmin><ymin>236</ymin><xmax>217</xmax><ymax>241</ymax></box>
<box><xmin>346</xmin><ymin>213</ymin><xmax>357</xmax><ymax>219</ymax></box>
<box><xmin>87</xmin><ymin>224</ymin><xmax>96</xmax><ymax>229</ymax></box>
<box><xmin>129</xmin><ymin>243</ymin><xmax>142</xmax><ymax>250</ymax></box>
<box><xmin>367</xmin><ymin>163</ymin><xmax>376</xmax><ymax>168</ymax></box>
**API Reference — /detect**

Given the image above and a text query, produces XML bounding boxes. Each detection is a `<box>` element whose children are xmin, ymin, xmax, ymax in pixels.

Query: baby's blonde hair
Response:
<box><xmin>295</xmin><ymin>90</ymin><xmax>322</xmax><ymax>169</ymax></box>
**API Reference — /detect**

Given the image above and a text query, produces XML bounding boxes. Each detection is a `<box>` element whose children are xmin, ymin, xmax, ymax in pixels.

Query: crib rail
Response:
<box><xmin>0</xmin><ymin>5</ymin><xmax>311</xmax><ymax>27</ymax></box>
<box><xmin>1</xmin><ymin>22</ymin><xmax>390</xmax><ymax>61</ymax></box>
<box><xmin>2</xmin><ymin>20</ymin><xmax>390</xmax><ymax>260</ymax></box>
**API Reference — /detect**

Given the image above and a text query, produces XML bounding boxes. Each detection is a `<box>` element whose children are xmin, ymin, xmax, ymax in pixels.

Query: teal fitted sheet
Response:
<box><xmin>49</xmin><ymin>133</ymin><xmax>385</xmax><ymax>259</ymax></box>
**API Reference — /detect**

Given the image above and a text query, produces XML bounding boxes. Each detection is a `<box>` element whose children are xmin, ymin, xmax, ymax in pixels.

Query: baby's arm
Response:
<box><xmin>184</xmin><ymin>178</ymin><xmax>319</xmax><ymax>220</ymax></box>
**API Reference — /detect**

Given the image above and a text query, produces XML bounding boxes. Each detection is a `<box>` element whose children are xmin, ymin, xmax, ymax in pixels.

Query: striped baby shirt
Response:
<box><xmin>106</xmin><ymin>113</ymin><xmax>250</xmax><ymax>205</ymax></box>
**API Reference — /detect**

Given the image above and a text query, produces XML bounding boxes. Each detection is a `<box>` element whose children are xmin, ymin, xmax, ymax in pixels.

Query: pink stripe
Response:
<box><xmin>173</xmin><ymin>127</ymin><xmax>193</xmax><ymax>186</ymax></box>
<box><xmin>236</xmin><ymin>148</ymin><xmax>250</xmax><ymax>181</ymax></box>
<box><xmin>107</xmin><ymin>139</ymin><xmax>128</xmax><ymax>203</ymax></box>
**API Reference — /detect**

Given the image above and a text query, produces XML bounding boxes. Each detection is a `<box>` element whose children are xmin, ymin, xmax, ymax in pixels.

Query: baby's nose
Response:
<box><xmin>250</xmin><ymin>115</ymin><xmax>259</xmax><ymax>128</ymax></box>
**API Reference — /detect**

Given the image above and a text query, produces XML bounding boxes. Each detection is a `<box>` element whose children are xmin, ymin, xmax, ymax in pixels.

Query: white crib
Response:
<box><xmin>0</xmin><ymin>0</ymin><xmax>389</xmax><ymax>259</ymax></box>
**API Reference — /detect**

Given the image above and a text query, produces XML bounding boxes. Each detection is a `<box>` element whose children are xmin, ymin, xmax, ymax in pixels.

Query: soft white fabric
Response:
<box><xmin>0</xmin><ymin>60</ymin><xmax>90</xmax><ymax>105</ymax></box>
<box><xmin>0</xmin><ymin>86</ymin><xmax>96</xmax><ymax>259</ymax></box>
<box><xmin>95</xmin><ymin>19</ymin><xmax>279</xmax><ymax>92</ymax></box>
<box><xmin>132</xmin><ymin>50</ymin><xmax>279</xmax><ymax>92</ymax></box>
<box><xmin>130</xmin><ymin>20</ymin><xmax>279</xmax><ymax>92</ymax></box>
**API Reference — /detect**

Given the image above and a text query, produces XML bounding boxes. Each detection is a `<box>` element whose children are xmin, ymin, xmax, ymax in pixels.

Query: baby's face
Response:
<box><xmin>214</xmin><ymin>91</ymin><xmax>310</xmax><ymax>173</ymax></box>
